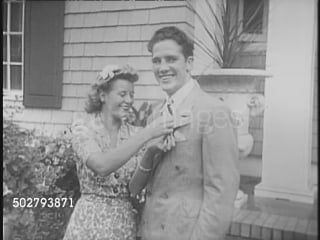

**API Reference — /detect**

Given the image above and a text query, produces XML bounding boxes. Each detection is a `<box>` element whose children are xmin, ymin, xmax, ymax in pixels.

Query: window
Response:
<box><xmin>3</xmin><ymin>1</ymin><xmax>65</xmax><ymax>108</ymax></box>
<box><xmin>3</xmin><ymin>0</ymin><xmax>25</xmax><ymax>98</ymax></box>
<box><xmin>238</xmin><ymin>0</ymin><xmax>268</xmax><ymax>42</ymax></box>
<box><xmin>243</xmin><ymin>0</ymin><xmax>264</xmax><ymax>34</ymax></box>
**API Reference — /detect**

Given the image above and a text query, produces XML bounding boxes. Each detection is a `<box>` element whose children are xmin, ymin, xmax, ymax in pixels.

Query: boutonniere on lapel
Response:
<box><xmin>172</xmin><ymin>112</ymin><xmax>191</xmax><ymax>142</ymax></box>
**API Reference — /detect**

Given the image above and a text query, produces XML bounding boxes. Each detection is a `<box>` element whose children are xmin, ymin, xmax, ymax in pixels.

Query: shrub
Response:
<box><xmin>3</xmin><ymin>101</ymin><xmax>153</xmax><ymax>240</ymax></box>
<box><xmin>3</xmin><ymin>118</ymin><xmax>80</xmax><ymax>240</ymax></box>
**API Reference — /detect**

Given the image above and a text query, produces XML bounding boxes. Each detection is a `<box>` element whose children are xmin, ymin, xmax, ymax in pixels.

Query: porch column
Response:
<box><xmin>255</xmin><ymin>0</ymin><xmax>317</xmax><ymax>203</ymax></box>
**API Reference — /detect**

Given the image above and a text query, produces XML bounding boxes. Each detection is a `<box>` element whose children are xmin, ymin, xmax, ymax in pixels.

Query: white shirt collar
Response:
<box><xmin>165</xmin><ymin>79</ymin><xmax>196</xmax><ymax>111</ymax></box>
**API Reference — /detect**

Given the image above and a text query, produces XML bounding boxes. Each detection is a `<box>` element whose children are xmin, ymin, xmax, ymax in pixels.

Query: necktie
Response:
<box><xmin>166</xmin><ymin>100</ymin><xmax>175</xmax><ymax>136</ymax></box>
<box><xmin>167</xmin><ymin>103</ymin><xmax>173</xmax><ymax>116</ymax></box>
<box><xmin>164</xmin><ymin>101</ymin><xmax>174</xmax><ymax>150</ymax></box>
<box><xmin>166</xmin><ymin>99</ymin><xmax>174</xmax><ymax>116</ymax></box>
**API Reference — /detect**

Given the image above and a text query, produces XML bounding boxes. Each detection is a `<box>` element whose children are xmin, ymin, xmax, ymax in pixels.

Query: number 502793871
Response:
<box><xmin>12</xmin><ymin>197</ymin><xmax>74</xmax><ymax>208</ymax></box>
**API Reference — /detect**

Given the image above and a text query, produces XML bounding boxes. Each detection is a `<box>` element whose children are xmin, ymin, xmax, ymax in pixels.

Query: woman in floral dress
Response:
<box><xmin>63</xmin><ymin>64</ymin><xmax>174</xmax><ymax>240</ymax></box>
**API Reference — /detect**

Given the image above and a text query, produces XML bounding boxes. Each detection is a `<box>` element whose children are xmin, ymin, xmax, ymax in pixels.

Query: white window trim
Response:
<box><xmin>237</xmin><ymin>0</ymin><xmax>268</xmax><ymax>43</ymax></box>
<box><xmin>3</xmin><ymin>89</ymin><xmax>23</xmax><ymax>101</ymax></box>
<box><xmin>3</xmin><ymin>0</ymin><xmax>25</xmax><ymax>100</ymax></box>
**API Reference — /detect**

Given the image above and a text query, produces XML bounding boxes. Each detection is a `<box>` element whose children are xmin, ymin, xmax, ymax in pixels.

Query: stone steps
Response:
<box><xmin>226</xmin><ymin>204</ymin><xmax>317</xmax><ymax>240</ymax></box>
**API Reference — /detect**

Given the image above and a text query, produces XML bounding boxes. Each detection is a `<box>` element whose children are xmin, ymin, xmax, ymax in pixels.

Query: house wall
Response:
<box><xmin>7</xmin><ymin>1</ymin><xmax>194</xmax><ymax>136</ymax></box>
<box><xmin>6</xmin><ymin>1</ymin><xmax>315</xmax><ymax>163</ymax></box>
<box><xmin>312</xmin><ymin>30</ymin><xmax>318</xmax><ymax>164</ymax></box>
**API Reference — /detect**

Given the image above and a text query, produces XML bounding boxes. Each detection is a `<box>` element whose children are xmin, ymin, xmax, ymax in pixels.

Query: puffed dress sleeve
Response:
<box><xmin>70</xmin><ymin>115</ymin><xmax>101</xmax><ymax>165</ymax></box>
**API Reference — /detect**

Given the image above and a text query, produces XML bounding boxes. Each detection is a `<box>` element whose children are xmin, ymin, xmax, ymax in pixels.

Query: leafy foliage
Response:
<box><xmin>130</xmin><ymin>101</ymin><xmax>153</xmax><ymax>127</ymax></box>
<box><xmin>3</xmin><ymin>114</ymin><xmax>80</xmax><ymax>240</ymax></box>
<box><xmin>3</xmin><ymin>120</ymin><xmax>39</xmax><ymax>213</ymax></box>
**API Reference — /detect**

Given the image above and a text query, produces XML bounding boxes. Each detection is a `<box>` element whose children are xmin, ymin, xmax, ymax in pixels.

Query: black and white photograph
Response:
<box><xmin>3</xmin><ymin>0</ymin><xmax>318</xmax><ymax>239</ymax></box>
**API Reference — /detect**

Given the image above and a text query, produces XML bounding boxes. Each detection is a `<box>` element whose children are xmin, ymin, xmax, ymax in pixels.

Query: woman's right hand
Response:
<box><xmin>145</xmin><ymin>116</ymin><xmax>174</xmax><ymax>140</ymax></box>
<box><xmin>146</xmin><ymin>133</ymin><xmax>175</xmax><ymax>153</ymax></box>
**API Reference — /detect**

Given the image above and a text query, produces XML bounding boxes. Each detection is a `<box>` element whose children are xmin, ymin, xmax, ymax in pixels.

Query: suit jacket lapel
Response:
<box><xmin>148</xmin><ymin>99</ymin><xmax>166</xmax><ymax>124</ymax></box>
<box><xmin>176</xmin><ymin>84</ymin><xmax>201</xmax><ymax>116</ymax></box>
<box><xmin>148</xmin><ymin>83</ymin><xmax>202</xmax><ymax>126</ymax></box>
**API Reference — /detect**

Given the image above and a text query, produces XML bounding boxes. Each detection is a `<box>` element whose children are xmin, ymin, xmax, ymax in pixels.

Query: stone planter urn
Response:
<box><xmin>195</xmin><ymin>68</ymin><xmax>271</xmax><ymax>207</ymax></box>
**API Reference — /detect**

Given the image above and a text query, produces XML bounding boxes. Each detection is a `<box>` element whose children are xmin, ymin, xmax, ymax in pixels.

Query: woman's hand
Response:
<box><xmin>146</xmin><ymin>133</ymin><xmax>175</xmax><ymax>153</ymax></box>
<box><xmin>163</xmin><ymin>133</ymin><xmax>175</xmax><ymax>152</ymax></box>
<box><xmin>144</xmin><ymin>116</ymin><xmax>174</xmax><ymax>140</ymax></box>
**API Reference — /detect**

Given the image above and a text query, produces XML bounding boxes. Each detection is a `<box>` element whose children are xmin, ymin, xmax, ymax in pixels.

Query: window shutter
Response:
<box><xmin>23</xmin><ymin>1</ymin><xmax>65</xmax><ymax>109</ymax></box>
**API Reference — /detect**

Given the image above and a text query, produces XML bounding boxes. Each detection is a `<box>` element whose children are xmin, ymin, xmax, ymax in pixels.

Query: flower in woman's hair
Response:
<box><xmin>98</xmin><ymin>65</ymin><xmax>121</xmax><ymax>82</ymax></box>
<box><xmin>97</xmin><ymin>64</ymin><xmax>138</xmax><ymax>84</ymax></box>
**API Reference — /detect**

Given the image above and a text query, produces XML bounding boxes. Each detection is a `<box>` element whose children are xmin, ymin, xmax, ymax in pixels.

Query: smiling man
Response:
<box><xmin>139</xmin><ymin>26</ymin><xmax>240</xmax><ymax>240</ymax></box>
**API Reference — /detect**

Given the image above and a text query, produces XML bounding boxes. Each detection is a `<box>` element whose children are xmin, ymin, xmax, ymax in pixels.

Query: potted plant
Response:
<box><xmin>186</xmin><ymin>0</ymin><xmax>270</xmax><ymax>208</ymax></box>
<box><xmin>186</xmin><ymin>0</ymin><xmax>267</xmax><ymax>71</ymax></box>
<box><xmin>185</xmin><ymin>0</ymin><xmax>270</xmax><ymax>116</ymax></box>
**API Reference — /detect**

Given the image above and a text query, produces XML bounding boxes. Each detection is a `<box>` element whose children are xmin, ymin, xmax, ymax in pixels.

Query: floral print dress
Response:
<box><xmin>63</xmin><ymin>113</ymin><xmax>143</xmax><ymax>240</ymax></box>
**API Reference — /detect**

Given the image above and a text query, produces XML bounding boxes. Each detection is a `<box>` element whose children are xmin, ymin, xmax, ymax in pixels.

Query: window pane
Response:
<box><xmin>10</xmin><ymin>35</ymin><xmax>22</xmax><ymax>62</ymax></box>
<box><xmin>10</xmin><ymin>2</ymin><xmax>23</xmax><ymax>32</ymax></box>
<box><xmin>243</xmin><ymin>0</ymin><xmax>264</xmax><ymax>34</ymax></box>
<box><xmin>3</xmin><ymin>2</ymin><xmax>7</xmax><ymax>31</ymax></box>
<box><xmin>3</xmin><ymin>65</ymin><xmax>7</xmax><ymax>89</ymax></box>
<box><xmin>3</xmin><ymin>36</ymin><xmax>7</xmax><ymax>61</ymax></box>
<box><xmin>10</xmin><ymin>65</ymin><xmax>22</xmax><ymax>90</ymax></box>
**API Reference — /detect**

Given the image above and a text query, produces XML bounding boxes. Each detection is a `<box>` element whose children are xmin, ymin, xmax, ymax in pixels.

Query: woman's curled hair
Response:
<box><xmin>85</xmin><ymin>64</ymin><xmax>138</xmax><ymax>114</ymax></box>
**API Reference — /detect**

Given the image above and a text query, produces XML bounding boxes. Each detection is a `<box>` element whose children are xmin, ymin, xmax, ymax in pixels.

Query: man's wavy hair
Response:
<box><xmin>85</xmin><ymin>65</ymin><xmax>138</xmax><ymax>114</ymax></box>
<box><xmin>147</xmin><ymin>26</ymin><xmax>194</xmax><ymax>59</ymax></box>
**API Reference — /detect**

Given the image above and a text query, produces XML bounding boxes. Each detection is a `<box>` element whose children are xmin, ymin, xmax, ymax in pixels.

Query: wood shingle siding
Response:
<box><xmin>9</xmin><ymin>1</ymin><xmax>193</xmax><ymax>136</ymax></box>
<box><xmin>65</xmin><ymin>1</ymin><xmax>187</xmax><ymax>14</ymax></box>
<box><xmin>62</xmin><ymin>1</ymin><xmax>194</xmax><ymax>113</ymax></box>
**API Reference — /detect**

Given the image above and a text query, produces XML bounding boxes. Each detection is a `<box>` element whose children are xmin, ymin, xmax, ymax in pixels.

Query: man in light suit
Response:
<box><xmin>140</xmin><ymin>26</ymin><xmax>240</xmax><ymax>240</ymax></box>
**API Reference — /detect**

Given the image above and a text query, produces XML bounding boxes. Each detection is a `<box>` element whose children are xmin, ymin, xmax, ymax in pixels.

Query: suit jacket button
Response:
<box><xmin>161</xmin><ymin>223</ymin><xmax>165</xmax><ymax>230</ymax></box>
<box><xmin>161</xmin><ymin>193</ymin><xmax>168</xmax><ymax>199</ymax></box>
<box><xmin>175</xmin><ymin>165</ymin><xmax>180</xmax><ymax>171</ymax></box>
<box><xmin>113</xmin><ymin>187</ymin><xmax>119</xmax><ymax>194</ymax></box>
<box><xmin>114</xmin><ymin>172</ymin><xmax>120</xmax><ymax>179</ymax></box>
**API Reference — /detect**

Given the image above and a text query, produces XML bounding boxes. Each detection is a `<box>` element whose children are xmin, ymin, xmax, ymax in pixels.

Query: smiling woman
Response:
<box><xmin>62</xmin><ymin>64</ymin><xmax>175</xmax><ymax>240</ymax></box>
<box><xmin>85</xmin><ymin>64</ymin><xmax>138</xmax><ymax>115</ymax></box>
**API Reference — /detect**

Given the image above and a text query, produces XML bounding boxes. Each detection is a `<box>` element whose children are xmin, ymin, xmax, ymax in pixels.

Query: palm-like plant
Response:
<box><xmin>187</xmin><ymin>0</ymin><xmax>265</xmax><ymax>69</ymax></box>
